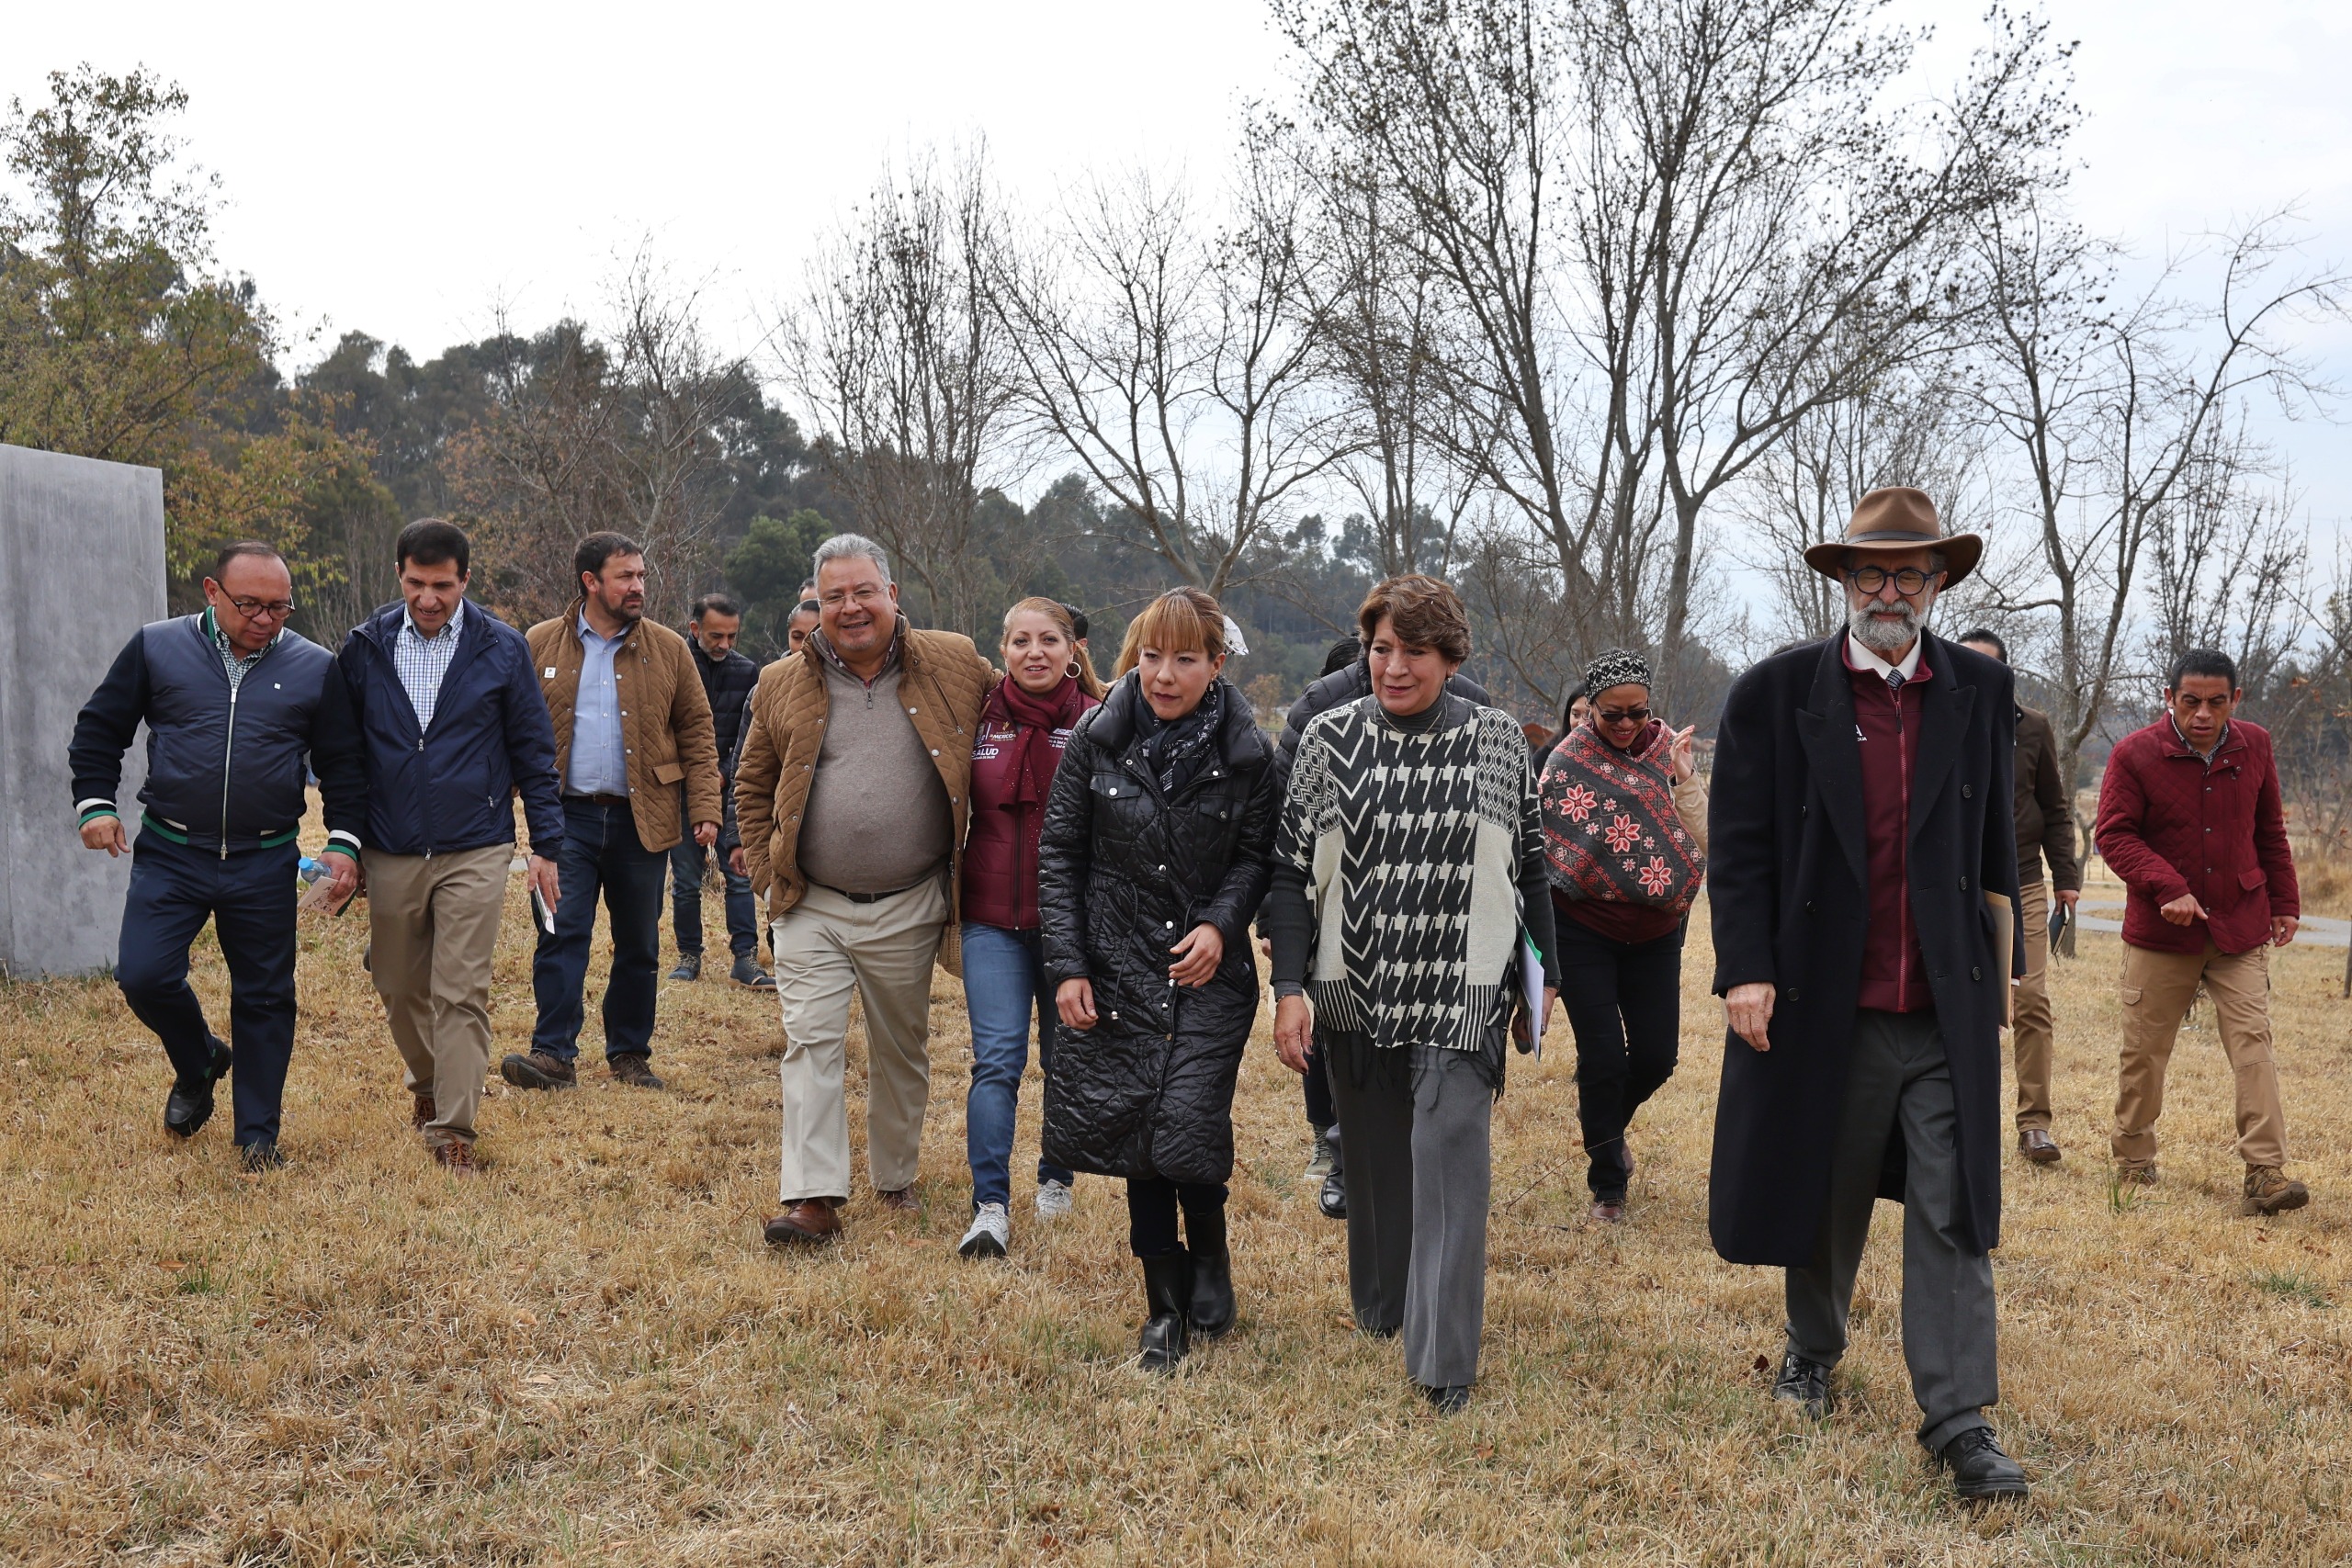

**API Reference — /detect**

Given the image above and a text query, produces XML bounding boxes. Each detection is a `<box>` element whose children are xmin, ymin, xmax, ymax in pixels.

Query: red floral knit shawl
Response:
<box><xmin>1539</xmin><ymin>721</ymin><xmax>1704</xmax><ymax>913</ymax></box>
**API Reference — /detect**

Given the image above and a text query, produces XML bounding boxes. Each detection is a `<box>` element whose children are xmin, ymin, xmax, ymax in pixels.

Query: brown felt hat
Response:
<box><xmin>1803</xmin><ymin>486</ymin><xmax>1982</xmax><ymax>586</ymax></box>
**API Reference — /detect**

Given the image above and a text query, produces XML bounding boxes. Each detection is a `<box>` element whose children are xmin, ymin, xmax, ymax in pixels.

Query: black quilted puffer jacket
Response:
<box><xmin>1038</xmin><ymin>673</ymin><xmax>1278</xmax><ymax>1184</ymax></box>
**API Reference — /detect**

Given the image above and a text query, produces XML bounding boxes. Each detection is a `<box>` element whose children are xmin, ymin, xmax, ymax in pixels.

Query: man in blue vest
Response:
<box><xmin>69</xmin><ymin>542</ymin><xmax>368</xmax><ymax>1170</ymax></box>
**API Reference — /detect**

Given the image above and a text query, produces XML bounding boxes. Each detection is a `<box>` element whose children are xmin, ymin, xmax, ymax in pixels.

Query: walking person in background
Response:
<box><xmin>2095</xmin><ymin>649</ymin><xmax>2306</xmax><ymax>1216</ymax></box>
<box><xmin>1543</xmin><ymin>681</ymin><xmax>1591</xmax><ymax>762</ymax></box>
<box><xmin>1708</xmin><ymin>488</ymin><xmax>2030</xmax><ymax>1500</ymax></box>
<box><xmin>736</xmin><ymin>535</ymin><xmax>994</xmax><ymax>1246</ymax></box>
<box><xmin>785</xmin><ymin>598</ymin><xmax>820</xmax><ymax>658</ymax></box>
<box><xmin>503</xmin><ymin>534</ymin><xmax>723</xmax><ymax>1095</ymax></box>
<box><xmin>668</xmin><ymin>592</ymin><xmax>772</xmax><ymax>989</ymax></box>
<box><xmin>1267</xmin><ymin>575</ymin><xmax>1558</xmax><ymax>1413</ymax></box>
<box><xmin>953</xmin><ymin>598</ymin><xmax>1105</xmax><ymax>1258</ymax></box>
<box><xmin>341</xmin><ymin>520</ymin><xmax>565</xmax><ymax>1172</ymax></box>
<box><xmin>1538</xmin><ymin>649</ymin><xmax>1707</xmax><ymax>1223</ymax></box>
<box><xmin>70</xmin><ymin>542</ymin><xmax>368</xmax><ymax>1171</ymax></box>
<box><xmin>1956</xmin><ymin>629</ymin><xmax>2082</xmax><ymax>1164</ymax></box>
<box><xmin>1039</xmin><ymin>589</ymin><xmax>1278</xmax><ymax>1371</ymax></box>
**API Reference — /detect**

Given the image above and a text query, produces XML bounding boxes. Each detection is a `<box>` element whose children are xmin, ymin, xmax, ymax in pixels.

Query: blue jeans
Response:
<box><xmin>532</xmin><ymin>797</ymin><xmax>666</xmax><ymax>1063</ymax></box>
<box><xmin>960</xmin><ymin>921</ymin><xmax>1075</xmax><ymax>1207</ymax></box>
<box><xmin>117</xmin><ymin>832</ymin><xmax>300</xmax><ymax>1146</ymax></box>
<box><xmin>668</xmin><ymin>839</ymin><xmax>757</xmax><ymax>958</ymax></box>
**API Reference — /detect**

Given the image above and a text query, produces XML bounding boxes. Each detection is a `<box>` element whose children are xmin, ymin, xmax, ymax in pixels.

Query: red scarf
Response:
<box><xmin>985</xmin><ymin>675</ymin><xmax>1086</xmax><ymax>805</ymax></box>
<box><xmin>1540</xmin><ymin>719</ymin><xmax>1704</xmax><ymax>912</ymax></box>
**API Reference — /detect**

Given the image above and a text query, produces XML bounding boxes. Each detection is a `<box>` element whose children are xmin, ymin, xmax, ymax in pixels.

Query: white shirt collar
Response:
<box><xmin>1846</xmin><ymin>631</ymin><xmax>1923</xmax><ymax>683</ymax></box>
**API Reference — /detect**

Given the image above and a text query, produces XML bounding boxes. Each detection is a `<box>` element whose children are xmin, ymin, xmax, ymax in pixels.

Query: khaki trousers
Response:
<box><xmin>773</xmin><ymin>878</ymin><xmax>947</xmax><ymax>1204</ymax></box>
<box><xmin>363</xmin><ymin>845</ymin><xmax>510</xmax><ymax>1145</ymax></box>
<box><xmin>2111</xmin><ymin>941</ymin><xmax>2288</xmax><ymax>1168</ymax></box>
<box><xmin>2012</xmin><ymin>880</ymin><xmax>2054</xmax><ymax>1129</ymax></box>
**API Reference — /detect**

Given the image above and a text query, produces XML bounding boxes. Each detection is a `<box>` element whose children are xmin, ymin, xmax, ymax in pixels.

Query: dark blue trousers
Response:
<box><xmin>117</xmin><ymin>831</ymin><xmax>300</xmax><ymax>1147</ymax></box>
<box><xmin>668</xmin><ymin>839</ymin><xmax>757</xmax><ymax>959</ymax></box>
<box><xmin>532</xmin><ymin>797</ymin><xmax>666</xmax><ymax>1063</ymax></box>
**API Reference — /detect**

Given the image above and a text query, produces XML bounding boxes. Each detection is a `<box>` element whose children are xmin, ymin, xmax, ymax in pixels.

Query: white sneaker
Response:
<box><xmin>958</xmin><ymin>1202</ymin><xmax>1011</xmax><ymax>1258</ymax></box>
<box><xmin>1035</xmin><ymin>1179</ymin><xmax>1073</xmax><ymax>1221</ymax></box>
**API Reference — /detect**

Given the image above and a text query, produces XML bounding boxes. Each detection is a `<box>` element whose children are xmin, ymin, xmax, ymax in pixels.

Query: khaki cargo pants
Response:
<box><xmin>2111</xmin><ymin>940</ymin><xmax>2287</xmax><ymax>1168</ymax></box>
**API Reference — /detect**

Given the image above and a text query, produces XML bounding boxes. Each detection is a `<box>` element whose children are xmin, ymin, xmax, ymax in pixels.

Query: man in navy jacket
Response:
<box><xmin>69</xmin><ymin>542</ymin><xmax>368</xmax><ymax>1169</ymax></box>
<box><xmin>338</xmin><ymin>519</ymin><xmax>564</xmax><ymax>1171</ymax></box>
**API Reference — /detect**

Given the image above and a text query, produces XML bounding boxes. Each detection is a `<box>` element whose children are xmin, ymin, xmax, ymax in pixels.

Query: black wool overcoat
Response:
<box><xmin>1037</xmin><ymin>674</ymin><xmax>1279</xmax><ymax>1185</ymax></box>
<box><xmin>1706</xmin><ymin>632</ymin><xmax>2021</xmax><ymax>1265</ymax></box>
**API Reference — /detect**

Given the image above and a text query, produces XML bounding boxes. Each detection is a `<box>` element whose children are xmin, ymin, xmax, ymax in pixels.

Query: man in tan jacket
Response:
<box><xmin>734</xmin><ymin>533</ymin><xmax>992</xmax><ymax>1243</ymax></box>
<box><xmin>503</xmin><ymin>533</ymin><xmax>722</xmax><ymax>1093</ymax></box>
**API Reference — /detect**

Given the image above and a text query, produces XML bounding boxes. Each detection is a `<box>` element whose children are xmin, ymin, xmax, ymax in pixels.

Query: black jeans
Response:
<box><xmin>1125</xmin><ymin>1177</ymin><xmax>1228</xmax><ymax>1259</ymax></box>
<box><xmin>531</xmin><ymin>797</ymin><xmax>667</xmax><ymax>1063</ymax></box>
<box><xmin>1303</xmin><ymin>1041</ymin><xmax>1336</xmax><ymax>1130</ymax></box>
<box><xmin>1556</xmin><ymin>916</ymin><xmax>1685</xmax><ymax>1197</ymax></box>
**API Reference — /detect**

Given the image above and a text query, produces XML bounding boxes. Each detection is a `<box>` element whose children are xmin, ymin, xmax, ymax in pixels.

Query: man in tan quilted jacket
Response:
<box><xmin>503</xmin><ymin>533</ymin><xmax>722</xmax><ymax>1094</ymax></box>
<box><xmin>734</xmin><ymin>533</ymin><xmax>993</xmax><ymax>1244</ymax></box>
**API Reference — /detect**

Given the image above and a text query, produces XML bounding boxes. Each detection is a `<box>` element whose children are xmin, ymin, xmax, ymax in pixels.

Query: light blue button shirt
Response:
<box><xmin>566</xmin><ymin>613</ymin><xmax>630</xmax><ymax>796</ymax></box>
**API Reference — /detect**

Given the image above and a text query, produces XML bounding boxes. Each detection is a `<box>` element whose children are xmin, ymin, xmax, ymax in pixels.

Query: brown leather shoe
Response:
<box><xmin>1590</xmin><ymin>1197</ymin><xmax>1626</xmax><ymax>1224</ymax></box>
<box><xmin>763</xmin><ymin>1200</ymin><xmax>842</xmax><ymax>1245</ymax></box>
<box><xmin>2243</xmin><ymin>1165</ymin><xmax>2311</xmax><ymax>1216</ymax></box>
<box><xmin>412</xmin><ymin>1094</ymin><xmax>436</xmax><ymax>1130</ymax></box>
<box><xmin>500</xmin><ymin>1050</ymin><xmax>577</xmax><ymax>1090</ymax></box>
<box><xmin>432</xmin><ymin>1138</ymin><xmax>478</xmax><ymax>1176</ymax></box>
<box><xmin>2018</xmin><ymin>1128</ymin><xmax>2061</xmax><ymax>1164</ymax></box>
<box><xmin>608</xmin><ymin>1054</ymin><xmax>665</xmax><ymax>1090</ymax></box>
<box><xmin>2116</xmin><ymin>1159</ymin><xmax>2158</xmax><ymax>1187</ymax></box>
<box><xmin>876</xmin><ymin>1186</ymin><xmax>920</xmax><ymax>1213</ymax></box>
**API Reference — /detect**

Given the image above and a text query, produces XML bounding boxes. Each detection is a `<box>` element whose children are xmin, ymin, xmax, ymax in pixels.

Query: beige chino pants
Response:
<box><xmin>2111</xmin><ymin>940</ymin><xmax>2288</xmax><ymax>1169</ymax></box>
<box><xmin>2011</xmin><ymin>880</ymin><xmax>2054</xmax><ymax>1130</ymax></box>
<box><xmin>363</xmin><ymin>844</ymin><xmax>510</xmax><ymax>1145</ymax></box>
<box><xmin>772</xmin><ymin>878</ymin><xmax>947</xmax><ymax>1204</ymax></box>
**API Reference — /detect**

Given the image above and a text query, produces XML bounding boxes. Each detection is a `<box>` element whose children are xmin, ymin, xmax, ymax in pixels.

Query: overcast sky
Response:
<box><xmin>7</xmin><ymin>0</ymin><xmax>2348</xmax><ymax>521</ymax></box>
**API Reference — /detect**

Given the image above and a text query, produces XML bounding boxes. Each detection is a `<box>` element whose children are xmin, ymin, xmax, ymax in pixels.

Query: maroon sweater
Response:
<box><xmin>959</xmin><ymin>687</ymin><xmax>1097</xmax><ymax>931</ymax></box>
<box><xmin>2096</xmin><ymin>716</ymin><xmax>2298</xmax><ymax>955</ymax></box>
<box><xmin>1848</xmin><ymin>645</ymin><xmax>1932</xmax><ymax>1012</ymax></box>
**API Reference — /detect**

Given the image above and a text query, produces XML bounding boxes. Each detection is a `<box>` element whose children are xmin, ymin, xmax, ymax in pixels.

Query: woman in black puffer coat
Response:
<box><xmin>1039</xmin><ymin>588</ymin><xmax>1278</xmax><ymax>1372</ymax></box>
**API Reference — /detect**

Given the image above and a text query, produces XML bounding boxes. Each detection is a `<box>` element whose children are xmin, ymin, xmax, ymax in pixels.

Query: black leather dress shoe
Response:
<box><xmin>1423</xmin><ymin>1383</ymin><xmax>1471</xmax><ymax>1414</ymax></box>
<box><xmin>1937</xmin><ymin>1427</ymin><xmax>2029</xmax><ymax>1501</ymax></box>
<box><xmin>1770</xmin><ymin>1350</ymin><xmax>1832</xmax><ymax>1418</ymax></box>
<box><xmin>164</xmin><ymin>1043</ymin><xmax>233</xmax><ymax>1138</ymax></box>
<box><xmin>239</xmin><ymin>1140</ymin><xmax>286</xmax><ymax>1172</ymax></box>
<box><xmin>1317</xmin><ymin>1168</ymin><xmax>1348</xmax><ymax>1220</ymax></box>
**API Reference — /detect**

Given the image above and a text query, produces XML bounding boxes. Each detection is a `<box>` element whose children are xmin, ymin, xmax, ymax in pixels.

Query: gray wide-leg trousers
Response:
<box><xmin>1325</xmin><ymin>1043</ymin><xmax>1493</xmax><ymax>1391</ymax></box>
<box><xmin>1784</xmin><ymin>1008</ymin><xmax>1999</xmax><ymax>1450</ymax></box>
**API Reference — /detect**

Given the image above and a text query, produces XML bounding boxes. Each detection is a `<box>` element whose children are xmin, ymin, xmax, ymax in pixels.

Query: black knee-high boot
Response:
<box><xmin>1138</xmin><ymin>1251</ymin><xmax>1193</xmax><ymax>1371</ymax></box>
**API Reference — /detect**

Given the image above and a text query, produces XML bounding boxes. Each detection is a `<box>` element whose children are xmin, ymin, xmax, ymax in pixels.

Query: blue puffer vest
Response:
<box><xmin>136</xmin><ymin>615</ymin><xmax>338</xmax><ymax>853</ymax></box>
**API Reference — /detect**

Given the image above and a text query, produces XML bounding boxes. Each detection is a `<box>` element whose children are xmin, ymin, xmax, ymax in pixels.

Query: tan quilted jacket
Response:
<box><xmin>735</xmin><ymin>620</ymin><xmax>994</xmax><ymax>974</ymax></box>
<box><xmin>526</xmin><ymin>605</ymin><xmax>722</xmax><ymax>853</ymax></box>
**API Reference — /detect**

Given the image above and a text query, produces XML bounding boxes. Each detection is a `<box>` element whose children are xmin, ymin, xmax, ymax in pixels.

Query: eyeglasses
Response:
<box><xmin>1596</xmin><ymin>707</ymin><xmax>1650</xmax><ymax>726</ymax></box>
<box><xmin>1846</xmin><ymin>566</ymin><xmax>1936</xmax><ymax>596</ymax></box>
<box><xmin>225</xmin><ymin>595</ymin><xmax>296</xmax><ymax>620</ymax></box>
<box><xmin>820</xmin><ymin>584</ymin><xmax>888</xmax><ymax>610</ymax></box>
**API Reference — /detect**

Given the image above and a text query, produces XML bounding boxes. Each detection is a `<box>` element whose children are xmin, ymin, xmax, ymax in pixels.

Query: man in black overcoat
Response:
<box><xmin>1707</xmin><ymin>487</ymin><xmax>2029</xmax><ymax>1502</ymax></box>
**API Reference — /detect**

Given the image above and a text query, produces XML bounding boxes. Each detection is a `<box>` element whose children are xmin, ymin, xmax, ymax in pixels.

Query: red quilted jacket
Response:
<box><xmin>2094</xmin><ymin>716</ymin><xmax>2298</xmax><ymax>955</ymax></box>
<box><xmin>960</xmin><ymin>687</ymin><xmax>1098</xmax><ymax>931</ymax></box>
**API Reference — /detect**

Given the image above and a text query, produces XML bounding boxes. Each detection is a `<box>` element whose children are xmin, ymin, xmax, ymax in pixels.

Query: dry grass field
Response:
<box><xmin>7</xmin><ymin>851</ymin><xmax>2352</xmax><ymax>1566</ymax></box>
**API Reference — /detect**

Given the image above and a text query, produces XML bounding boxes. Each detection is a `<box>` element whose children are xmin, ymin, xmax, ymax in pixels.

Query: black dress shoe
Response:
<box><xmin>1770</xmin><ymin>1350</ymin><xmax>1832</xmax><ymax>1418</ymax></box>
<box><xmin>1318</xmin><ymin>1168</ymin><xmax>1348</xmax><ymax>1220</ymax></box>
<box><xmin>1937</xmin><ymin>1427</ymin><xmax>2029</xmax><ymax>1501</ymax></box>
<box><xmin>1423</xmin><ymin>1382</ymin><xmax>1471</xmax><ymax>1414</ymax></box>
<box><xmin>164</xmin><ymin>1043</ymin><xmax>233</xmax><ymax>1138</ymax></box>
<box><xmin>239</xmin><ymin>1140</ymin><xmax>286</xmax><ymax>1173</ymax></box>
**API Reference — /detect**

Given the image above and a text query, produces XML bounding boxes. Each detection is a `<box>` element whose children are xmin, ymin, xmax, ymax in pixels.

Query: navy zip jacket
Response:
<box><xmin>338</xmin><ymin>599</ymin><xmax>565</xmax><ymax>858</ymax></box>
<box><xmin>69</xmin><ymin>614</ymin><xmax>368</xmax><ymax>855</ymax></box>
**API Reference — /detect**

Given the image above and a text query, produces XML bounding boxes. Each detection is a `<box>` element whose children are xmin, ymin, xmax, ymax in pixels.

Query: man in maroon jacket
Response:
<box><xmin>2095</xmin><ymin>649</ymin><xmax>2306</xmax><ymax>1216</ymax></box>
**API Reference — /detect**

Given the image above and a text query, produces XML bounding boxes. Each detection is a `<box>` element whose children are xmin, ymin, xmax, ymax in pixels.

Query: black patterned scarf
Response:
<box><xmin>1136</xmin><ymin>678</ymin><xmax>1226</xmax><ymax>795</ymax></box>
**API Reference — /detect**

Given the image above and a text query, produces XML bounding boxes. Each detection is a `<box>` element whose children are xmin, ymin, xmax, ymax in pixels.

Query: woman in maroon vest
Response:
<box><xmin>956</xmin><ymin>598</ymin><xmax>1105</xmax><ymax>1258</ymax></box>
<box><xmin>1538</xmin><ymin>649</ymin><xmax>1708</xmax><ymax>1222</ymax></box>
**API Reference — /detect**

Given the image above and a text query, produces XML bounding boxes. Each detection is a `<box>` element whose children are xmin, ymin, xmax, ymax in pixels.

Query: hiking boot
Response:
<box><xmin>412</xmin><ymin>1093</ymin><xmax>436</xmax><ymax>1130</ymax></box>
<box><xmin>500</xmin><ymin>1051</ymin><xmax>578</xmax><ymax>1090</ymax></box>
<box><xmin>1770</xmin><ymin>1350</ymin><xmax>1831</xmax><ymax>1419</ymax></box>
<box><xmin>1305</xmin><ymin>1126</ymin><xmax>1336</xmax><ymax>1180</ymax></box>
<box><xmin>1936</xmin><ymin>1427</ymin><xmax>2029</xmax><ymax>1502</ymax></box>
<box><xmin>668</xmin><ymin>953</ymin><xmax>701</xmax><ymax>982</ymax></box>
<box><xmin>164</xmin><ymin>1042</ymin><xmax>233</xmax><ymax>1138</ymax></box>
<box><xmin>2243</xmin><ymin>1166</ymin><xmax>2311</xmax><ymax>1217</ymax></box>
<box><xmin>958</xmin><ymin>1202</ymin><xmax>1011</xmax><ymax>1258</ymax></box>
<box><xmin>608</xmin><ymin>1054</ymin><xmax>664</xmax><ymax>1090</ymax></box>
<box><xmin>730</xmin><ymin>954</ymin><xmax>776</xmax><ymax>989</ymax></box>
<box><xmin>2018</xmin><ymin>1128</ymin><xmax>2061</xmax><ymax>1164</ymax></box>
<box><xmin>1590</xmin><ymin>1196</ymin><xmax>1627</xmax><ymax>1223</ymax></box>
<box><xmin>239</xmin><ymin>1139</ymin><xmax>286</xmax><ymax>1173</ymax></box>
<box><xmin>2116</xmin><ymin>1159</ymin><xmax>2158</xmax><ymax>1187</ymax></box>
<box><xmin>1035</xmin><ymin>1179</ymin><xmax>1073</xmax><ymax>1220</ymax></box>
<box><xmin>432</xmin><ymin>1138</ymin><xmax>478</xmax><ymax>1176</ymax></box>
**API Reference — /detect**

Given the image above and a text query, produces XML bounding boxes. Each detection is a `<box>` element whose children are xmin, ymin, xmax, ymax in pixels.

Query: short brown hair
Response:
<box><xmin>1116</xmin><ymin>587</ymin><xmax>1227</xmax><ymax>676</ymax></box>
<box><xmin>1357</xmin><ymin>574</ymin><xmax>1470</xmax><ymax>664</ymax></box>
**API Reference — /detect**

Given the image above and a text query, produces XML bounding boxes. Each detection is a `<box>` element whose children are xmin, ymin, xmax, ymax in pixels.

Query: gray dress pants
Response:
<box><xmin>1325</xmin><ymin>1043</ymin><xmax>1493</xmax><ymax>1392</ymax></box>
<box><xmin>1784</xmin><ymin>1008</ymin><xmax>1999</xmax><ymax>1450</ymax></box>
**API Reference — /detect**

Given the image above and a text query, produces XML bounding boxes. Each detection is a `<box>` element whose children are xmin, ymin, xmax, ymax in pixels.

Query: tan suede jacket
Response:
<box><xmin>735</xmin><ymin>620</ymin><xmax>993</xmax><ymax>973</ymax></box>
<box><xmin>526</xmin><ymin>604</ymin><xmax>722</xmax><ymax>854</ymax></box>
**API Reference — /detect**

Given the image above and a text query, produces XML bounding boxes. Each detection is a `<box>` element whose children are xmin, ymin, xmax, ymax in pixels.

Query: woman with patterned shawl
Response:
<box><xmin>1537</xmin><ymin>648</ymin><xmax>1709</xmax><ymax>1223</ymax></box>
<box><xmin>1264</xmin><ymin>574</ymin><xmax>1561</xmax><ymax>1414</ymax></box>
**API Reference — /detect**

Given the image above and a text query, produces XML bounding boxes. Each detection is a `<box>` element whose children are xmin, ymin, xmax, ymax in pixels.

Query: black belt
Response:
<box><xmin>814</xmin><ymin>879</ymin><xmax>926</xmax><ymax>905</ymax></box>
<box><xmin>565</xmin><ymin>792</ymin><xmax>629</xmax><ymax>807</ymax></box>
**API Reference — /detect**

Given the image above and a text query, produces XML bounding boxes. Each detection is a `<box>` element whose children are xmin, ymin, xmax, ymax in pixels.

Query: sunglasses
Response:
<box><xmin>1596</xmin><ymin>707</ymin><xmax>1650</xmax><ymax>725</ymax></box>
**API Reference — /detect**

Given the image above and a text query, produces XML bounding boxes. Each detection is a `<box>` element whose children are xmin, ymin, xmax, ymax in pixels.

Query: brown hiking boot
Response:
<box><xmin>608</xmin><ymin>1054</ymin><xmax>665</xmax><ymax>1090</ymax></box>
<box><xmin>412</xmin><ymin>1094</ymin><xmax>436</xmax><ymax>1130</ymax></box>
<box><xmin>500</xmin><ymin>1051</ymin><xmax>578</xmax><ymax>1090</ymax></box>
<box><xmin>2243</xmin><ymin>1166</ymin><xmax>2310</xmax><ymax>1216</ymax></box>
<box><xmin>2116</xmin><ymin>1159</ymin><xmax>2158</xmax><ymax>1187</ymax></box>
<box><xmin>432</xmin><ymin>1138</ymin><xmax>478</xmax><ymax>1176</ymax></box>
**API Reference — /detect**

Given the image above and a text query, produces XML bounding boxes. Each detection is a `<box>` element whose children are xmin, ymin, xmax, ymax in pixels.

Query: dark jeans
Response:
<box><xmin>1126</xmin><ymin>1177</ymin><xmax>1228</xmax><ymax>1259</ymax></box>
<box><xmin>960</xmin><ymin>921</ymin><xmax>1076</xmax><ymax>1207</ymax></box>
<box><xmin>117</xmin><ymin>832</ymin><xmax>299</xmax><ymax>1147</ymax></box>
<box><xmin>668</xmin><ymin>839</ymin><xmax>756</xmax><ymax>958</ymax></box>
<box><xmin>532</xmin><ymin>797</ymin><xmax>667</xmax><ymax>1063</ymax></box>
<box><xmin>1556</xmin><ymin>916</ymin><xmax>1685</xmax><ymax>1197</ymax></box>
